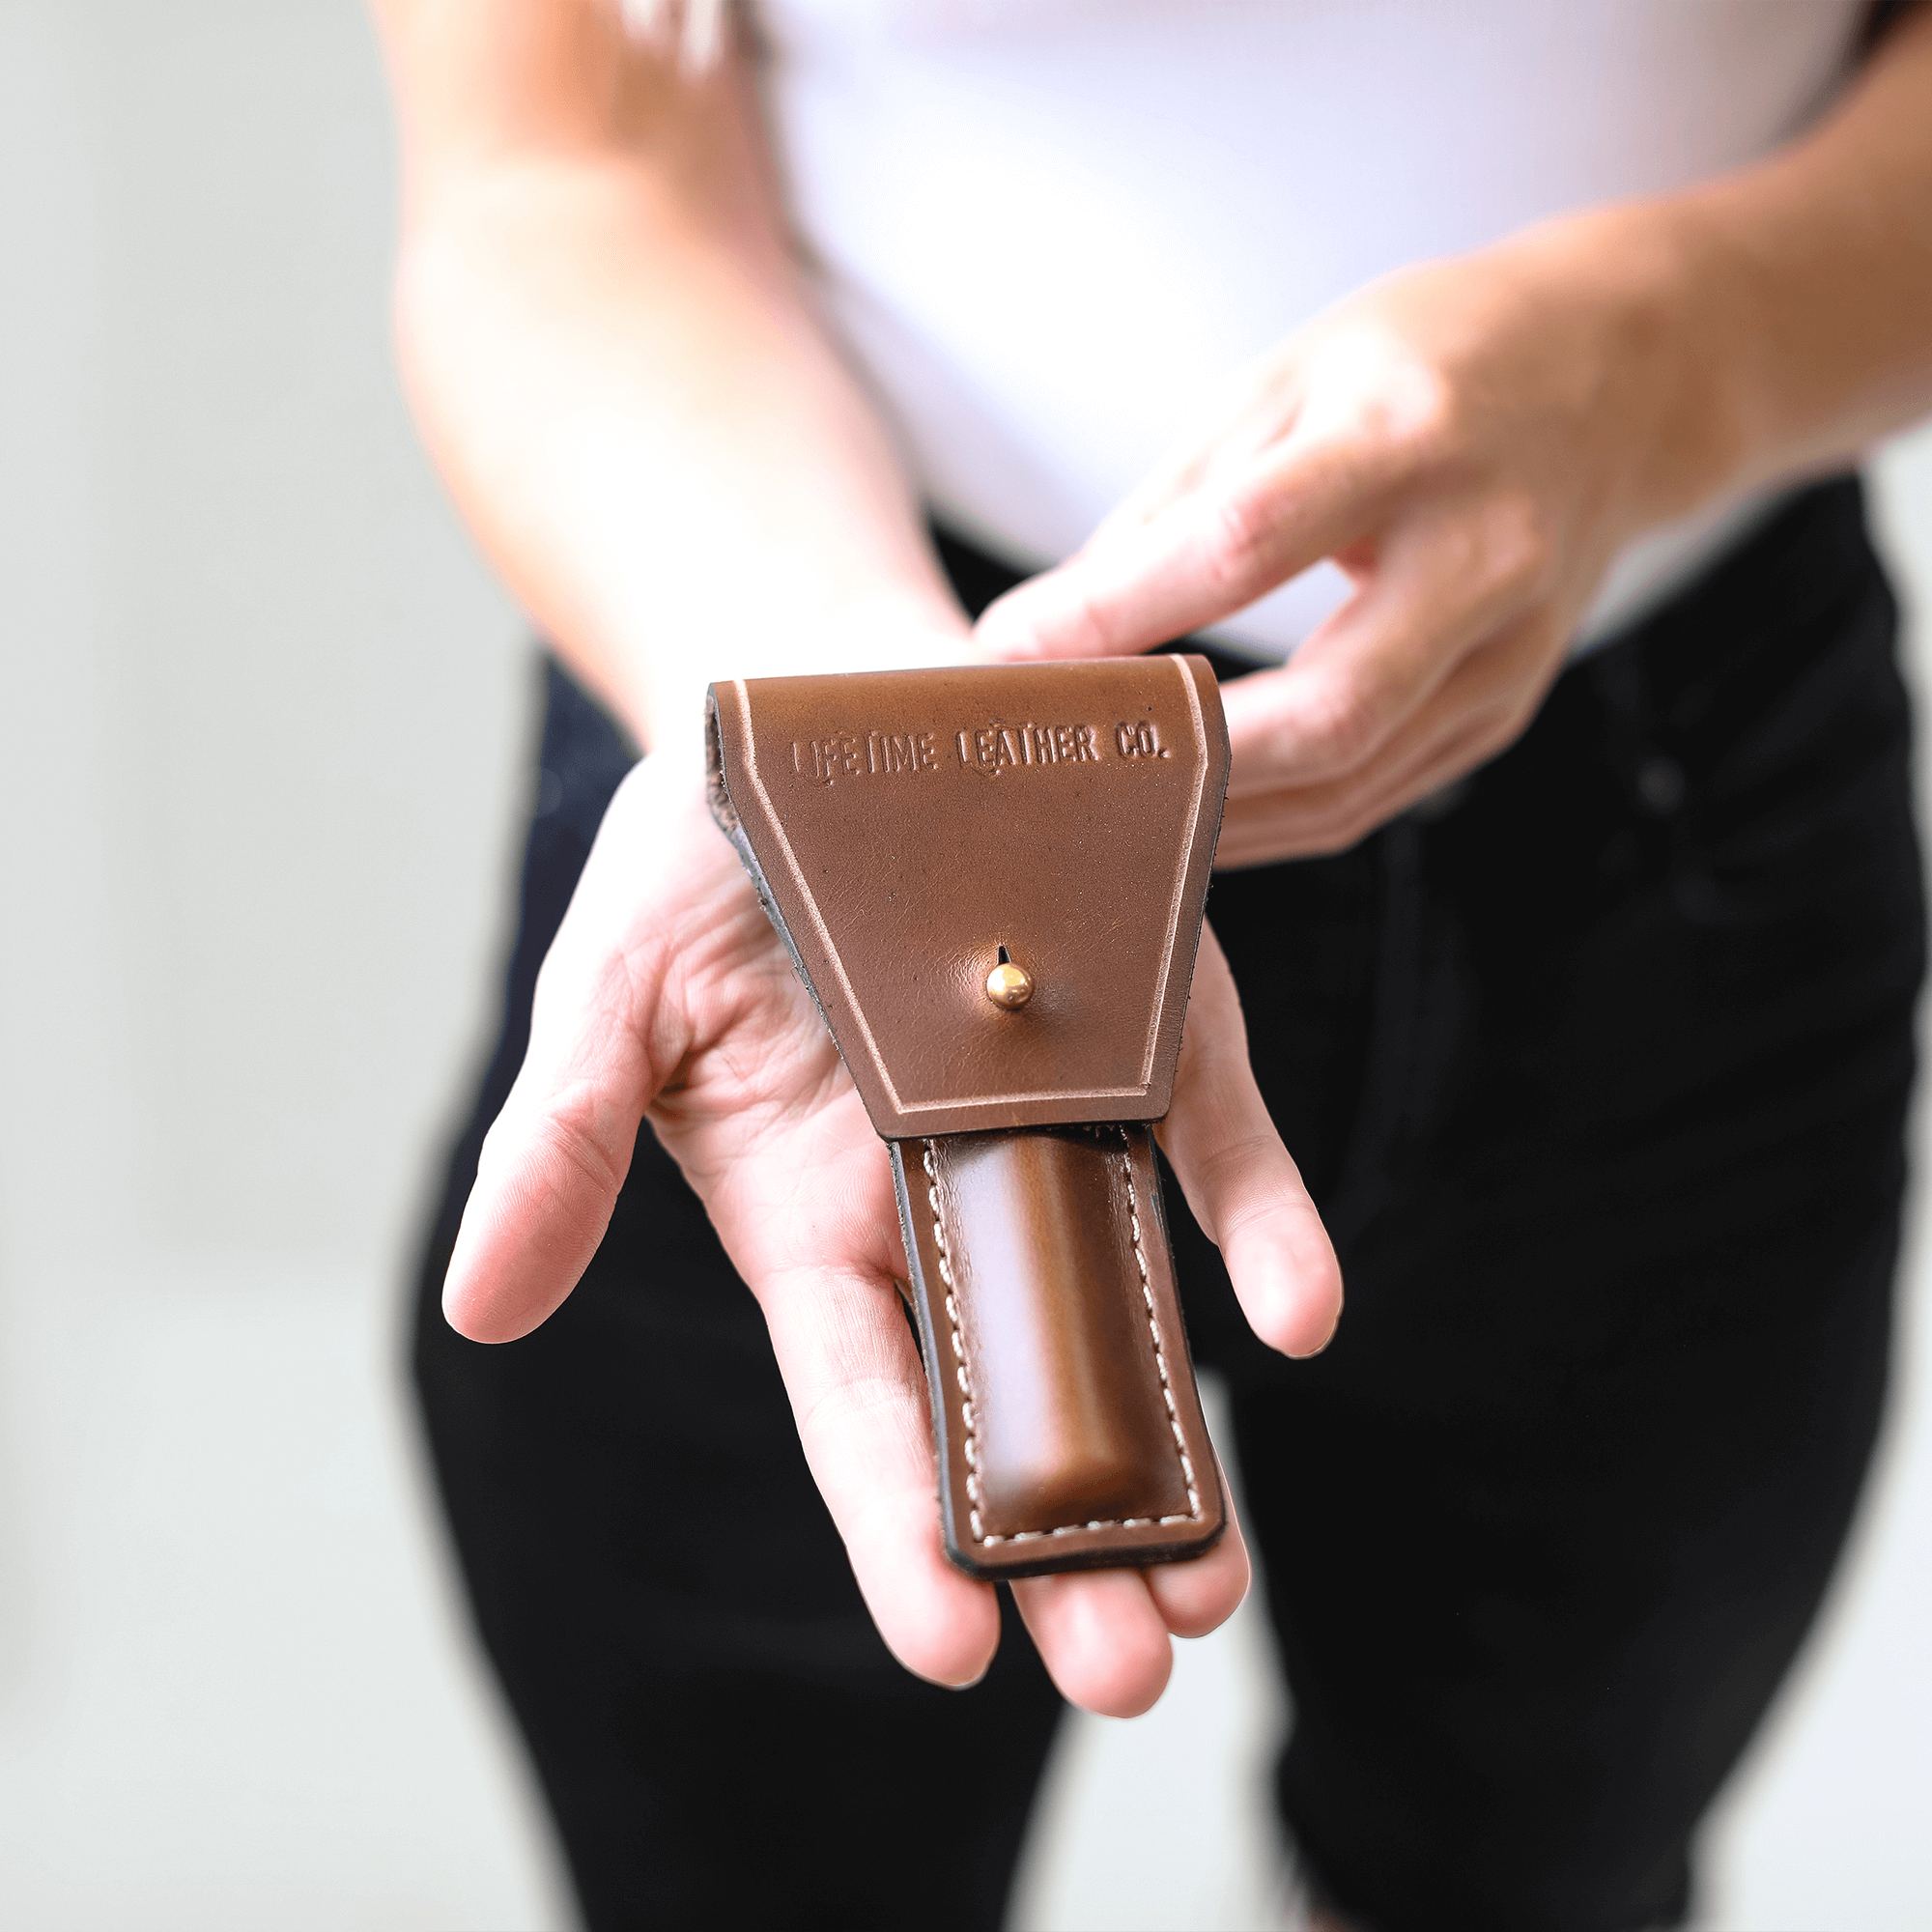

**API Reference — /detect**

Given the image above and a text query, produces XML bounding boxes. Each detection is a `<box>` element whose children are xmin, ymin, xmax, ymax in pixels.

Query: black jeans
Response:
<box><xmin>412</xmin><ymin>478</ymin><xmax>1922</xmax><ymax>1931</ymax></box>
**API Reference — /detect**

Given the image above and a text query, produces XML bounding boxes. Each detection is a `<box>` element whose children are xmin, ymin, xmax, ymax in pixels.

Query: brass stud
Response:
<box><xmin>984</xmin><ymin>961</ymin><xmax>1034</xmax><ymax>1010</ymax></box>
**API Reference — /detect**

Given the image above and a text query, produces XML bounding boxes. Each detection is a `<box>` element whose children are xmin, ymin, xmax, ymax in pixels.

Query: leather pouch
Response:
<box><xmin>706</xmin><ymin>659</ymin><xmax>1230</xmax><ymax>1577</ymax></box>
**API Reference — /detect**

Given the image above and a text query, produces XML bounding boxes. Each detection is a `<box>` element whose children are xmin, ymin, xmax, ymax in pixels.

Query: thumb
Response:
<box><xmin>443</xmin><ymin>756</ymin><xmax>697</xmax><ymax>1343</ymax></box>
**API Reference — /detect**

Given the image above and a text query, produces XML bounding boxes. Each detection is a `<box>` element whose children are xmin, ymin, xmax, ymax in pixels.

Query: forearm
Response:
<box><xmin>1643</xmin><ymin>7</ymin><xmax>1932</xmax><ymax>514</ymax></box>
<box><xmin>376</xmin><ymin>6</ymin><xmax>965</xmax><ymax>753</ymax></box>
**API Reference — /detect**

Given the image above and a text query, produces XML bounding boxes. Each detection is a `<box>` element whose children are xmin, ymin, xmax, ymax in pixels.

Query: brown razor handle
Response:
<box><xmin>893</xmin><ymin>1126</ymin><xmax>1222</xmax><ymax>1578</ymax></box>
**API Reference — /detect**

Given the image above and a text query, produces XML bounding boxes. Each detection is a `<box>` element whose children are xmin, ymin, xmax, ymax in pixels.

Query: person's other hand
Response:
<box><xmin>976</xmin><ymin>212</ymin><xmax>1719</xmax><ymax>866</ymax></box>
<box><xmin>440</xmin><ymin>745</ymin><xmax>1341</xmax><ymax>1718</ymax></box>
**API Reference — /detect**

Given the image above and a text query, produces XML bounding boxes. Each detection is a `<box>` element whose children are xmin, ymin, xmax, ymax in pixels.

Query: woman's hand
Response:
<box><xmin>376</xmin><ymin>3</ymin><xmax>1347</xmax><ymax>1719</ymax></box>
<box><xmin>975</xmin><ymin>209</ymin><xmax>1730</xmax><ymax>867</ymax></box>
<box><xmin>979</xmin><ymin>0</ymin><xmax>1932</xmax><ymax>873</ymax></box>
<box><xmin>441</xmin><ymin>748</ymin><xmax>1341</xmax><ymax>1718</ymax></box>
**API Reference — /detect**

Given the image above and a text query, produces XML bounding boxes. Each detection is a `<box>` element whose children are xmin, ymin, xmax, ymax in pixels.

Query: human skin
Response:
<box><xmin>372</xmin><ymin>0</ymin><xmax>1340</xmax><ymax>1719</ymax></box>
<box><xmin>975</xmin><ymin>7</ymin><xmax>1932</xmax><ymax>864</ymax></box>
<box><xmin>371</xmin><ymin>0</ymin><xmax>1932</xmax><ymax>1716</ymax></box>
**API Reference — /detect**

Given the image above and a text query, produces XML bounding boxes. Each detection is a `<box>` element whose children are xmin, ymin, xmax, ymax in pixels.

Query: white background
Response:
<box><xmin>0</xmin><ymin>6</ymin><xmax>1927</xmax><ymax>1926</ymax></box>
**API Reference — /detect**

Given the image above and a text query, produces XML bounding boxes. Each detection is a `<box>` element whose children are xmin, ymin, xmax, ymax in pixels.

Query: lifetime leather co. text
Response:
<box><xmin>789</xmin><ymin>717</ymin><xmax>1173</xmax><ymax>784</ymax></box>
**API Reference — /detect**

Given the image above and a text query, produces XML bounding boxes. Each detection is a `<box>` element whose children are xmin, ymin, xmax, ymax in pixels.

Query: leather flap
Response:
<box><xmin>706</xmin><ymin>658</ymin><xmax>1229</xmax><ymax>1139</ymax></box>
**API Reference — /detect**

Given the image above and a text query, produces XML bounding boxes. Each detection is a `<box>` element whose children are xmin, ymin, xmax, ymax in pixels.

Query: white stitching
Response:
<box><xmin>737</xmin><ymin>666</ymin><xmax>1208</xmax><ymax>1122</ymax></box>
<box><xmin>924</xmin><ymin>1132</ymin><xmax>1202</xmax><ymax>1546</ymax></box>
<box><xmin>924</xmin><ymin>1143</ymin><xmax>986</xmax><ymax>1543</ymax></box>
<box><xmin>1118</xmin><ymin>1128</ymin><xmax>1203</xmax><ymax>1524</ymax></box>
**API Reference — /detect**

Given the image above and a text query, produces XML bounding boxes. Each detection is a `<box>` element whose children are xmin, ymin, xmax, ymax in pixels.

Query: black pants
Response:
<box><xmin>413</xmin><ymin>478</ymin><xmax>1922</xmax><ymax>1932</ymax></box>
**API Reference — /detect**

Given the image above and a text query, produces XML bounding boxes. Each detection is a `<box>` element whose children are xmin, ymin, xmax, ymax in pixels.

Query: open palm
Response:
<box><xmin>440</xmin><ymin>749</ymin><xmax>1341</xmax><ymax>1716</ymax></box>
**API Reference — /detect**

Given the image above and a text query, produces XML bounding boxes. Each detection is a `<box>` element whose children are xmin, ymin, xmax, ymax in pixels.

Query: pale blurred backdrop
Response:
<box><xmin>1</xmin><ymin>7</ymin><xmax>1928</xmax><ymax>1927</ymax></box>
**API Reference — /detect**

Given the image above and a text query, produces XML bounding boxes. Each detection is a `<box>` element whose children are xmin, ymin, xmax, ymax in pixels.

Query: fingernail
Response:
<box><xmin>1286</xmin><ymin>1300</ymin><xmax>1343</xmax><ymax>1359</ymax></box>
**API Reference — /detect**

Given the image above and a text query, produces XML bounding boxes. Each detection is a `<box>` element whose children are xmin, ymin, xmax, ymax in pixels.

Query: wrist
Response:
<box><xmin>621</xmin><ymin>588</ymin><xmax>980</xmax><ymax>758</ymax></box>
<box><xmin>1507</xmin><ymin>199</ymin><xmax>1755</xmax><ymax>535</ymax></box>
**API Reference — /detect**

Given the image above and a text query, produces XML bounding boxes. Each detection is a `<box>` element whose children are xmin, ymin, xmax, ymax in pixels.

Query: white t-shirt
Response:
<box><xmin>752</xmin><ymin>0</ymin><xmax>1865</xmax><ymax>655</ymax></box>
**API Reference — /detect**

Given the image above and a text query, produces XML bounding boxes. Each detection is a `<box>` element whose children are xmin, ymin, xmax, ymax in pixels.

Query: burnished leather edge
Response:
<box><xmin>705</xmin><ymin>687</ymin><xmax>828</xmax><ymax>1021</ymax></box>
<box><xmin>707</xmin><ymin>661</ymin><xmax>1232</xmax><ymax>1141</ymax></box>
<box><xmin>891</xmin><ymin>1128</ymin><xmax>1227</xmax><ymax>1581</ymax></box>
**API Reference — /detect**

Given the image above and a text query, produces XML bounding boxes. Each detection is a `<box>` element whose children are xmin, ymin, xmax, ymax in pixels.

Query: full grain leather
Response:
<box><xmin>893</xmin><ymin>1126</ymin><xmax>1224</xmax><ymax>1577</ymax></box>
<box><xmin>706</xmin><ymin>659</ymin><xmax>1229</xmax><ymax>1139</ymax></box>
<box><xmin>707</xmin><ymin>660</ymin><xmax>1230</xmax><ymax>1577</ymax></box>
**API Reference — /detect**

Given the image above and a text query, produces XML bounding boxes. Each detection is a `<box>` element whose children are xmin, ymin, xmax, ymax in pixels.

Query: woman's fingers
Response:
<box><xmin>1213</xmin><ymin>607</ymin><xmax>1562</xmax><ymax>865</ymax></box>
<box><xmin>440</xmin><ymin>753</ymin><xmax>1261</xmax><ymax>1713</ymax></box>
<box><xmin>757</xmin><ymin>1245</ymin><xmax>1005</xmax><ymax>1690</ymax></box>
<box><xmin>764</xmin><ymin>1191</ymin><xmax>1256</xmax><ymax>1700</ymax></box>
<box><xmin>1011</xmin><ymin>1569</ymin><xmax>1176</xmax><ymax>1718</ymax></box>
<box><xmin>1219</xmin><ymin>706</ymin><xmax>1514</xmax><ymax>866</ymax></box>
<box><xmin>975</xmin><ymin>432</ymin><xmax>1393</xmax><ymax>663</ymax></box>
<box><xmin>1009</xmin><ymin>1457</ymin><xmax>1254</xmax><ymax>1715</ymax></box>
<box><xmin>980</xmin><ymin>403</ymin><xmax>1558</xmax><ymax>835</ymax></box>
<box><xmin>1159</xmin><ymin>923</ymin><xmax>1343</xmax><ymax>1357</ymax></box>
<box><xmin>1143</xmin><ymin>1463</ymin><xmax>1252</xmax><ymax>1638</ymax></box>
<box><xmin>1214</xmin><ymin>493</ymin><xmax>1554</xmax><ymax>801</ymax></box>
<box><xmin>1078</xmin><ymin>355</ymin><xmax>1307</xmax><ymax>550</ymax></box>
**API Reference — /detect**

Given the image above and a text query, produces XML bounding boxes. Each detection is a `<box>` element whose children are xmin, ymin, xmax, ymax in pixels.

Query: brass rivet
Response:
<box><xmin>984</xmin><ymin>961</ymin><xmax>1034</xmax><ymax>1010</ymax></box>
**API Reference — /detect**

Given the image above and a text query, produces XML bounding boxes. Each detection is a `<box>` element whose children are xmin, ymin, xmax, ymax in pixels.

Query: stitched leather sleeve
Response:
<box><xmin>893</xmin><ymin>1126</ymin><xmax>1224</xmax><ymax>1577</ymax></box>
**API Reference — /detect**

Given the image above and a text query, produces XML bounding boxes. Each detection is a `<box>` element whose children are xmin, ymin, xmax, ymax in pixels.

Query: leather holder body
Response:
<box><xmin>706</xmin><ymin>659</ymin><xmax>1230</xmax><ymax>1577</ymax></box>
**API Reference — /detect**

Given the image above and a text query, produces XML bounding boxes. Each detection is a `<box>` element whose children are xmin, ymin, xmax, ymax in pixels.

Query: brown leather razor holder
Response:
<box><xmin>705</xmin><ymin>659</ymin><xmax>1231</xmax><ymax>1579</ymax></box>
